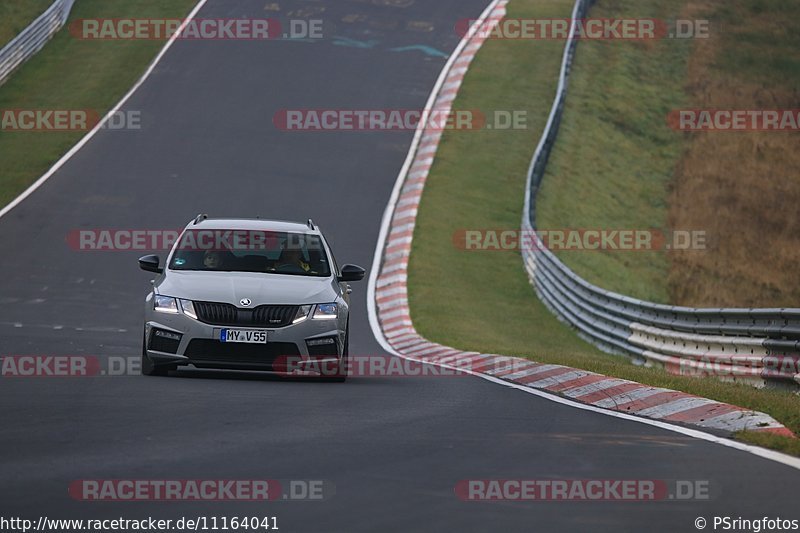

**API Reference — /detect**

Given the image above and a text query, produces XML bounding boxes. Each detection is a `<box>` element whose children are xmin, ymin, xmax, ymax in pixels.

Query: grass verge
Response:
<box><xmin>536</xmin><ymin>0</ymin><xmax>692</xmax><ymax>304</ymax></box>
<box><xmin>537</xmin><ymin>0</ymin><xmax>800</xmax><ymax>307</ymax></box>
<box><xmin>667</xmin><ymin>0</ymin><xmax>800</xmax><ymax>307</ymax></box>
<box><xmin>0</xmin><ymin>0</ymin><xmax>198</xmax><ymax>207</ymax></box>
<box><xmin>0</xmin><ymin>0</ymin><xmax>53</xmax><ymax>48</ymax></box>
<box><xmin>407</xmin><ymin>0</ymin><xmax>800</xmax><ymax>456</ymax></box>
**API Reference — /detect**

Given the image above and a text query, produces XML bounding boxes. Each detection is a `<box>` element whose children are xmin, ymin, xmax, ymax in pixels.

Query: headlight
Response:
<box><xmin>154</xmin><ymin>295</ymin><xmax>179</xmax><ymax>314</ymax></box>
<box><xmin>179</xmin><ymin>299</ymin><xmax>198</xmax><ymax>320</ymax></box>
<box><xmin>313</xmin><ymin>303</ymin><xmax>338</xmax><ymax>320</ymax></box>
<box><xmin>293</xmin><ymin>305</ymin><xmax>312</xmax><ymax>324</ymax></box>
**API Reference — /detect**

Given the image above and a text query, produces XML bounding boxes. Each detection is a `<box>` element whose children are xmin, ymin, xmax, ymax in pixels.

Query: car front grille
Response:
<box><xmin>193</xmin><ymin>302</ymin><xmax>299</xmax><ymax>328</ymax></box>
<box><xmin>194</xmin><ymin>302</ymin><xmax>237</xmax><ymax>325</ymax></box>
<box><xmin>253</xmin><ymin>305</ymin><xmax>300</xmax><ymax>327</ymax></box>
<box><xmin>185</xmin><ymin>339</ymin><xmax>300</xmax><ymax>368</ymax></box>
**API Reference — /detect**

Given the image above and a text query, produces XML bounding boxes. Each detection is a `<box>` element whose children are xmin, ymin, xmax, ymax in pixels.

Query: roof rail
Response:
<box><xmin>307</xmin><ymin>218</ymin><xmax>315</xmax><ymax>230</ymax></box>
<box><xmin>193</xmin><ymin>214</ymin><xmax>208</xmax><ymax>225</ymax></box>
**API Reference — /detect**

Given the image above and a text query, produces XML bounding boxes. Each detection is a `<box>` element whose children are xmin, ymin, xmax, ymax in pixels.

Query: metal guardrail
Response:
<box><xmin>521</xmin><ymin>0</ymin><xmax>800</xmax><ymax>388</ymax></box>
<box><xmin>0</xmin><ymin>0</ymin><xmax>76</xmax><ymax>86</ymax></box>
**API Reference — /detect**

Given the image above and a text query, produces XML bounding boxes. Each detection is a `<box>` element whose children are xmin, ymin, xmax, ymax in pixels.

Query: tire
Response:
<box><xmin>141</xmin><ymin>330</ymin><xmax>176</xmax><ymax>377</ymax></box>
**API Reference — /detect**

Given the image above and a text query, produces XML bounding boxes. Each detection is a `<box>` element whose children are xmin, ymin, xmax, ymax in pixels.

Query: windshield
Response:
<box><xmin>168</xmin><ymin>229</ymin><xmax>331</xmax><ymax>277</ymax></box>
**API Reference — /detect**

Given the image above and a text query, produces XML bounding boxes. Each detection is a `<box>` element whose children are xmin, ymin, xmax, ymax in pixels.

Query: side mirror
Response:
<box><xmin>139</xmin><ymin>255</ymin><xmax>163</xmax><ymax>274</ymax></box>
<box><xmin>338</xmin><ymin>264</ymin><xmax>365</xmax><ymax>283</ymax></box>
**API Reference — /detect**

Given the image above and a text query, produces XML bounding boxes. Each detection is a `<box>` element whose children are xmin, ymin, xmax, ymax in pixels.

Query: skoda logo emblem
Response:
<box><xmin>240</xmin><ymin>298</ymin><xmax>252</xmax><ymax>307</ymax></box>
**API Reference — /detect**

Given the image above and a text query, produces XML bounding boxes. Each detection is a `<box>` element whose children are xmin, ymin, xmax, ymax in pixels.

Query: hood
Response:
<box><xmin>156</xmin><ymin>271</ymin><xmax>339</xmax><ymax>306</ymax></box>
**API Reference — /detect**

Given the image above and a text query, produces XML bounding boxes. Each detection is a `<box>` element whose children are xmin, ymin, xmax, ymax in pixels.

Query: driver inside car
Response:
<box><xmin>202</xmin><ymin>250</ymin><xmax>226</xmax><ymax>270</ymax></box>
<box><xmin>277</xmin><ymin>247</ymin><xmax>311</xmax><ymax>273</ymax></box>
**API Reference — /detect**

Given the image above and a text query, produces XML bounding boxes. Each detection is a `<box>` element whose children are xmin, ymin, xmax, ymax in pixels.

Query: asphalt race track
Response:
<box><xmin>0</xmin><ymin>1</ymin><xmax>798</xmax><ymax>531</ymax></box>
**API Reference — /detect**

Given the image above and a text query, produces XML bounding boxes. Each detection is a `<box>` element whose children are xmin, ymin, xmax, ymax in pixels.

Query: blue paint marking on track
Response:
<box><xmin>389</xmin><ymin>44</ymin><xmax>448</xmax><ymax>58</ymax></box>
<box><xmin>332</xmin><ymin>36</ymin><xmax>380</xmax><ymax>48</ymax></box>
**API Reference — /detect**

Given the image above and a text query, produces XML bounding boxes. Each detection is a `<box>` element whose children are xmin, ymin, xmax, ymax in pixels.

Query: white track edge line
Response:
<box><xmin>443</xmin><ymin>360</ymin><xmax>800</xmax><ymax>471</ymax></box>
<box><xmin>9</xmin><ymin>0</ymin><xmax>793</xmax><ymax>473</ymax></box>
<box><xmin>0</xmin><ymin>0</ymin><xmax>211</xmax><ymax>221</ymax></box>
<box><xmin>366</xmin><ymin>0</ymin><xmax>504</xmax><ymax>354</ymax></box>
<box><xmin>364</xmin><ymin>0</ymin><xmax>800</xmax><ymax>472</ymax></box>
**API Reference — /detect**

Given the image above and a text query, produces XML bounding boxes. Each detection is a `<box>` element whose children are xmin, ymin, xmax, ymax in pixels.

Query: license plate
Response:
<box><xmin>220</xmin><ymin>329</ymin><xmax>269</xmax><ymax>344</ymax></box>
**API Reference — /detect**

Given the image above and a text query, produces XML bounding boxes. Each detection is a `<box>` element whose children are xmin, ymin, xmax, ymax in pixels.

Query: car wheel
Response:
<box><xmin>141</xmin><ymin>330</ymin><xmax>176</xmax><ymax>377</ymax></box>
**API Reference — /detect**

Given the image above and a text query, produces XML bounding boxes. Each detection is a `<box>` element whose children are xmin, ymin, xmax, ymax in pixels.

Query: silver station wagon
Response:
<box><xmin>138</xmin><ymin>215</ymin><xmax>365</xmax><ymax>381</ymax></box>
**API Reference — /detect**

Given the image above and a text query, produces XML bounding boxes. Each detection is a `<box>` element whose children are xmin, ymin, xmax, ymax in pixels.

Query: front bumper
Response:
<box><xmin>144</xmin><ymin>309</ymin><xmax>344</xmax><ymax>372</ymax></box>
